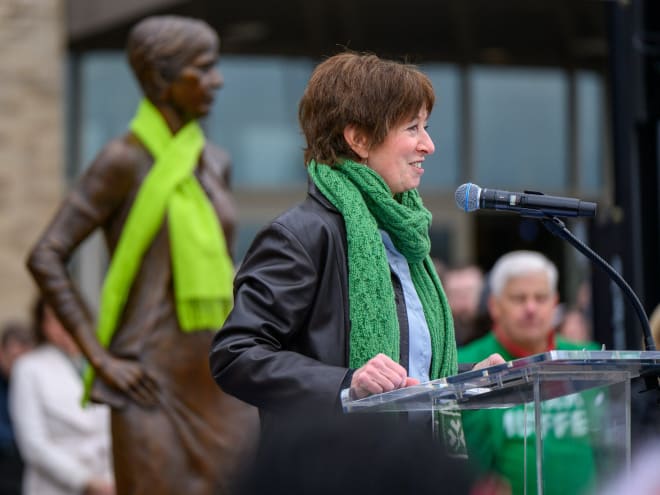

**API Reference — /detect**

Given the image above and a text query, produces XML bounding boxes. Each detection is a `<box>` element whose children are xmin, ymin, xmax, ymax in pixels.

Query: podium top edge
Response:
<box><xmin>341</xmin><ymin>350</ymin><xmax>660</xmax><ymax>412</ymax></box>
<box><xmin>448</xmin><ymin>349</ymin><xmax>660</xmax><ymax>383</ymax></box>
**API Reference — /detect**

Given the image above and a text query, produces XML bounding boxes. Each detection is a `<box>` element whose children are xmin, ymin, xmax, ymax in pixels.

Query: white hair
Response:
<box><xmin>488</xmin><ymin>250</ymin><xmax>558</xmax><ymax>297</ymax></box>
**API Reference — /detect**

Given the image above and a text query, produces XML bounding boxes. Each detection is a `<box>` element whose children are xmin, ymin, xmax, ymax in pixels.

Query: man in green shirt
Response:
<box><xmin>458</xmin><ymin>250</ymin><xmax>601</xmax><ymax>495</ymax></box>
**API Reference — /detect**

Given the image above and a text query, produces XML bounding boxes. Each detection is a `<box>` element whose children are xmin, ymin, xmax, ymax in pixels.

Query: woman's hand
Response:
<box><xmin>472</xmin><ymin>353</ymin><xmax>506</xmax><ymax>371</ymax></box>
<box><xmin>96</xmin><ymin>355</ymin><xmax>159</xmax><ymax>407</ymax></box>
<box><xmin>350</xmin><ymin>353</ymin><xmax>420</xmax><ymax>400</ymax></box>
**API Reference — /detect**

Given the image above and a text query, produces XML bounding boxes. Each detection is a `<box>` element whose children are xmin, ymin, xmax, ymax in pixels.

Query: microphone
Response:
<box><xmin>455</xmin><ymin>182</ymin><xmax>597</xmax><ymax>218</ymax></box>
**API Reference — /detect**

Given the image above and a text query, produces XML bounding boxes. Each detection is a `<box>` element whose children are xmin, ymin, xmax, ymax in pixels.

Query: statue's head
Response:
<box><xmin>127</xmin><ymin>15</ymin><xmax>219</xmax><ymax>104</ymax></box>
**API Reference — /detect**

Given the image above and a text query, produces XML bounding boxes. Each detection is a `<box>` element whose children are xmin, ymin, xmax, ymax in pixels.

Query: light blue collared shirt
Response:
<box><xmin>380</xmin><ymin>231</ymin><xmax>432</xmax><ymax>383</ymax></box>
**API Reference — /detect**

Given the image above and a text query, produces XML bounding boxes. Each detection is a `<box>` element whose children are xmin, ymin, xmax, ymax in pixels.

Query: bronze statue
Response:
<box><xmin>26</xmin><ymin>15</ymin><xmax>258</xmax><ymax>495</ymax></box>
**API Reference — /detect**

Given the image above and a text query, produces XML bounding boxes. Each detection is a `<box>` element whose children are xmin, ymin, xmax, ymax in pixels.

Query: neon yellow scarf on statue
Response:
<box><xmin>82</xmin><ymin>99</ymin><xmax>233</xmax><ymax>402</ymax></box>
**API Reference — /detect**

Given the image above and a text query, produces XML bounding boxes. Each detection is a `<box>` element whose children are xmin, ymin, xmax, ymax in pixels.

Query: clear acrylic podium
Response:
<box><xmin>342</xmin><ymin>350</ymin><xmax>660</xmax><ymax>495</ymax></box>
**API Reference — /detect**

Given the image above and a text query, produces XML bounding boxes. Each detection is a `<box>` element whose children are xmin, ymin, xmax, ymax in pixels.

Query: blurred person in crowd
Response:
<box><xmin>443</xmin><ymin>264</ymin><xmax>488</xmax><ymax>345</ymax></box>
<box><xmin>650</xmin><ymin>303</ymin><xmax>660</xmax><ymax>347</ymax></box>
<box><xmin>630</xmin><ymin>302</ymin><xmax>660</xmax><ymax>449</ymax></box>
<box><xmin>25</xmin><ymin>15</ymin><xmax>257</xmax><ymax>495</ymax></box>
<box><xmin>556</xmin><ymin>306</ymin><xmax>593</xmax><ymax>343</ymax></box>
<box><xmin>0</xmin><ymin>321</ymin><xmax>34</xmax><ymax>495</ymax></box>
<box><xmin>555</xmin><ymin>278</ymin><xmax>594</xmax><ymax>344</ymax></box>
<box><xmin>10</xmin><ymin>298</ymin><xmax>114</xmax><ymax>495</ymax></box>
<box><xmin>458</xmin><ymin>250</ymin><xmax>601</xmax><ymax>495</ymax></box>
<box><xmin>432</xmin><ymin>257</ymin><xmax>448</xmax><ymax>281</ymax></box>
<box><xmin>574</xmin><ymin>279</ymin><xmax>592</xmax><ymax>318</ymax></box>
<box><xmin>209</xmin><ymin>51</ymin><xmax>502</xmax><ymax>458</ymax></box>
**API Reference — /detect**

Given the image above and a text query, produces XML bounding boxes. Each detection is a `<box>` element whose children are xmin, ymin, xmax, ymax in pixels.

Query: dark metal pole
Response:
<box><xmin>600</xmin><ymin>0</ymin><xmax>647</xmax><ymax>349</ymax></box>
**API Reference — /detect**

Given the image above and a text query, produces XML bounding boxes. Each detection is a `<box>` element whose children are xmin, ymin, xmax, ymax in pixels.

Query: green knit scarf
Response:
<box><xmin>83</xmin><ymin>99</ymin><xmax>233</xmax><ymax>401</ymax></box>
<box><xmin>307</xmin><ymin>159</ymin><xmax>457</xmax><ymax>379</ymax></box>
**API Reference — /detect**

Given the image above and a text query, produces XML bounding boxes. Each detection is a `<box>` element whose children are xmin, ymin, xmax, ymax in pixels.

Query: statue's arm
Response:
<box><xmin>26</xmin><ymin>138</ymin><xmax>137</xmax><ymax>371</ymax></box>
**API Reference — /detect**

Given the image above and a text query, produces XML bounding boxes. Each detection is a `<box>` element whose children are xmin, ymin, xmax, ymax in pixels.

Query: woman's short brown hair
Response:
<box><xmin>298</xmin><ymin>51</ymin><xmax>435</xmax><ymax>166</ymax></box>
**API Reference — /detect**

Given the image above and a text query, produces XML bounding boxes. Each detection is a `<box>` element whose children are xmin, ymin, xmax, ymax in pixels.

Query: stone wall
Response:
<box><xmin>0</xmin><ymin>0</ymin><xmax>64</xmax><ymax>324</ymax></box>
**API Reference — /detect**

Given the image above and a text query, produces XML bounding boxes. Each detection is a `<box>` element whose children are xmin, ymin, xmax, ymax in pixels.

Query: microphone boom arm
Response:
<box><xmin>540</xmin><ymin>215</ymin><xmax>655</xmax><ymax>351</ymax></box>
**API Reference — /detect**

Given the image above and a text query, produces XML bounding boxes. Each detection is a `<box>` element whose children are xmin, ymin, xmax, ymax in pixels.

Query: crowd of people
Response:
<box><xmin>3</xmin><ymin>12</ymin><xmax>660</xmax><ymax>495</ymax></box>
<box><xmin>458</xmin><ymin>251</ymin><xmax>602</xmax><ymax>495</ymax></box>
<box><xmin>10</xmin><ymin>299</ymin><xmax>114</xmax><ymax>495</ymax></box>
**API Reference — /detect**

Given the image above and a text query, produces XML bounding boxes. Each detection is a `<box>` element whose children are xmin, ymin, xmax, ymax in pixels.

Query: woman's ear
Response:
<box><xmin>343</xmin><ymin>125</ymin><xmax>369</xmax><ymax>161</ymax></box>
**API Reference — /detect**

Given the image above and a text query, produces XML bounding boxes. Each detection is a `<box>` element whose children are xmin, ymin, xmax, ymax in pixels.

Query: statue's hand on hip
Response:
<box><xmin>97</xmin><ymin>355</ymin><xmax>159</xmax><ymax>407</ymax></box>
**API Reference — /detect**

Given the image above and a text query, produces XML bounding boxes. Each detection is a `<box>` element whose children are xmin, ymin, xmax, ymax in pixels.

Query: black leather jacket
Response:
<box><xmin>209</xmin><ymin>182</ymin><xmax>410</xmax><ymax>427</ymax></box>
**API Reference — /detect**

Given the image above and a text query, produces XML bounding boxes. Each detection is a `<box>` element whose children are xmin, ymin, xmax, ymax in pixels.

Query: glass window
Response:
<box><xmin>472</xmin><ymin>67</ymin><xmax>568</xmax><ymax>190</ymax></box>
<box><xmin>79</xmin><ymin>52</ymin><xmax>141</xmax><ymax>168</ymax></box>
<box><xmin>577</xmin><ymin>71</ymin><xmax>604</xmax><ymax>193</ymax></box>
<box><xmin>418</xmin><ymin>64</ymin><xmax>460</xmax><ymax>191</ymax></box>
<box><xmin>206</xmin><ymin>56</ymin><xmax>314</xmax><ymax>187</ymax></box>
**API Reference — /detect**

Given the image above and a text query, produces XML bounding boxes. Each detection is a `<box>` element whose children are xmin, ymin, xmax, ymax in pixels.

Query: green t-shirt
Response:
<box><xmin>458</xmin><ymin>333</ymin><xmax>602</xmax><ymax>495</ymax></box>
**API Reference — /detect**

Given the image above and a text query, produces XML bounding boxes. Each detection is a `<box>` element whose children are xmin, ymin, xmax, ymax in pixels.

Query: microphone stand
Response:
<box><xmin>540</xmin><ymin>215</ymin><xmax>660</xmax><ymax>395</ymax></box>
<box><xmin>539</xmin><ymin>215</ymin><xmax>655</xmax><ymax>352</ymax></box>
